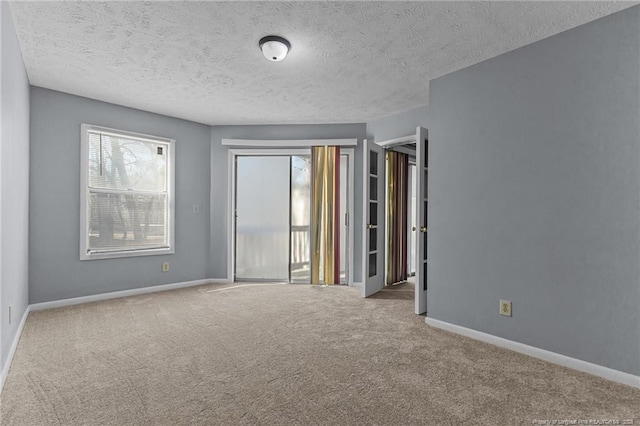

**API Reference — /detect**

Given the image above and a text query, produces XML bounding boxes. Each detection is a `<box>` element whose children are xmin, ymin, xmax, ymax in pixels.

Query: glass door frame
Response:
<box><xmin>407</xmin><ymin>160</ymin><xmax>417</xmax><ymax>278</ymax></box>
<box><xmin>227</xmin><ymin>148</ymin><xmax>355</xmax><ymax>285</ymax></box>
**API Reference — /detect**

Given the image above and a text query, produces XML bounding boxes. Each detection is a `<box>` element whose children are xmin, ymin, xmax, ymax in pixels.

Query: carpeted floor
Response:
<box><xmin>1</xmin><ymin>283</ymin><xmax>638</xmax><ymax>425</ymax></box>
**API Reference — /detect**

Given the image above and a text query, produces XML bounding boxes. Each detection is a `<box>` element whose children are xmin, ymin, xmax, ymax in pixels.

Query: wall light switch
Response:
<box><xmin>162</xmin><ymin>262</ymin><xmax>170</xmax><ymax>272</ymax></box>
<box><xmin>500</xmin><ymin>300</ymin><xmax>512</xmax><ymax>317</ymax></box>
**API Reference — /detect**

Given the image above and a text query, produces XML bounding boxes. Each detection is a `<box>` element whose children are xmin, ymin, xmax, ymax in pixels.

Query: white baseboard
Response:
<box><xmin>1</xmin><ymin>305</ymin><xmax>30</xmax><ymax>392</ymax></box>
<box><xmin>30</xmin><ymin>279</ymin><xmax>214</xmax><ymax>311</ymax></box>
<box><xmin>351</xmin><ymin>282</ymin><xmax>363</xmax><ymax>288</ymax></box>
<box><xmin>425</xmin><ymin>317</ymin><xmax>640</xmax><ymax>389</ymax></box>
<box><xmin>209</xmin><ymin>278</ymin><xmax>229</xmax><ymax>284</ymax></box>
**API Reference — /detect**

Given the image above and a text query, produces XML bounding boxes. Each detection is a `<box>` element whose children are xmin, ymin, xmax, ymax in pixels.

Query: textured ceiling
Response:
<box><xmin>8</xmin><ymin>1</ymin><xmax>638</xmax><ymax>125</ymax></box>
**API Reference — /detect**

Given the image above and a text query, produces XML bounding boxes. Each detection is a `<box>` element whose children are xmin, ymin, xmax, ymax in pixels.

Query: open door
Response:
<box><xmin>362</xmin><ymin>139</ymin><xmax>385</xmax><ymax>297</ymax></box>
<box><xmin>414</xmin><ymin>127</ymin><xmax>428</xmax><ymax>314</ymax></box>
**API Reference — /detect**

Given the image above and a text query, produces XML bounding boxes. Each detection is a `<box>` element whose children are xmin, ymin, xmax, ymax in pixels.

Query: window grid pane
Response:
<box><xmin>88</xmin><ymin>132</ymin><xmax>168</xmax><ymax>192</ymax></box>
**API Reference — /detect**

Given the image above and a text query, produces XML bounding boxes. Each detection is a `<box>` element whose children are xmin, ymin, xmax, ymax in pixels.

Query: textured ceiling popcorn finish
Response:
<box><xmin>8</xmin><ymin>1</ymin><xmax>637</xmax><ymax>125</ymax></box>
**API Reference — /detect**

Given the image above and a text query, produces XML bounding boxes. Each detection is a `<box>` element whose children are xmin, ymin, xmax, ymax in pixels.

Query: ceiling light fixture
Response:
<box><xmin>259</xmin><ymin>35</ymin><xmax>290</xmax><ymax>62</ymax></box>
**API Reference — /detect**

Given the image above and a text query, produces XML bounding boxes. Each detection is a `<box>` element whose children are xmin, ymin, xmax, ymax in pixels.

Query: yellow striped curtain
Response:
<box><xmin>386</xmin><ymin>151</ymin><xmax>409</xmax><ymax>285</ymax></box>
<box><xmin>310</xmin><ymin>146</ymin><xmax>340</xmax><ymax>285</ymax></box>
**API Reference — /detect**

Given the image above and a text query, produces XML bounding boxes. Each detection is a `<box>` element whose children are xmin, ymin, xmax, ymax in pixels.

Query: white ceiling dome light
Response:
<box><xmin>259</xmin><ymin>35</ymin><xmax>290</xmax><ymax>62</ymax></box>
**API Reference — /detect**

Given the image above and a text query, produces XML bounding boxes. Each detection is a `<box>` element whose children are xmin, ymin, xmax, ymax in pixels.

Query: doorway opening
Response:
<box><xmin>362</xmin><ymin>127</ymin><xmax>428</xmax><ymax>314</ymax></box>
<box><xmin>231</xmin><ymin>150</ymin><xmax>353</xmax><ymax>284</ymax></box>
<box><xmin>384</xmin><ymin>146</ymin><xmax>417</xmax><ymax>291</ymax></box>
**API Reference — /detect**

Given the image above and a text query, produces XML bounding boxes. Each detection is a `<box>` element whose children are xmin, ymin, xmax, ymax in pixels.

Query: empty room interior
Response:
<box><xmin>1</xmin><ymin>1</ymin><xmax>639</xmax><ymax>424</ymax></box>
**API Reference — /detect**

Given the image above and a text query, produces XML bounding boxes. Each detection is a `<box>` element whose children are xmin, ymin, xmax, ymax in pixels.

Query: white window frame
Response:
<box><xmin>80</xmin><ymin>124</ymin><xmax>175</xmax><ymax>260</ymax></box>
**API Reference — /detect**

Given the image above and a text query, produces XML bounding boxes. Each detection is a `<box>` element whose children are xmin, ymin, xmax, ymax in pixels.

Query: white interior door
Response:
<box><xmin>362</xmin><ymin>139</ymin><xmax>385</xmax><ymax>297</ymax></box>
<box><xmin>415</xmin><ymin>127</ymin><xmax>428</xmax><ymax>314</ymax></box>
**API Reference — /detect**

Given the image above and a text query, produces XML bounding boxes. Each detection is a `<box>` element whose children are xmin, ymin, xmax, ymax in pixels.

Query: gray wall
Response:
<box><xmin>0</xmin><ymin>2</ymin><xmax>30</xmax><ymax>371</ymax></box>
<box><xmin>29</xmin><ymin>88</ymin><xmax>211</xmax><ymax>303</ymax></box>
<box><xmin>428</xmin><ymin>7</ymin><xmax>640</xmax><ymax>375</ymax></box>
<box><xmin>210</xmin><ymin>124</ymin><xmax>366</xmax><ymax>282</ymax></box>
<box><xmin>366</xmin><ymin>104</ymin><xmax>429</xmax><ymax>143</ymax></box>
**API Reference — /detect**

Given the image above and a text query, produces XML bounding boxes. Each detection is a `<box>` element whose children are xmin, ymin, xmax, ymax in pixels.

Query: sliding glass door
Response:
<box><xmin>235</xmin><ymin>156</ymin><xmax>291</xmax><ymax>281</ymax></box>
<box><xmin>234</xmin><ymin>153</ymin><xmax>348</xmax><ymax>283</ymax></box>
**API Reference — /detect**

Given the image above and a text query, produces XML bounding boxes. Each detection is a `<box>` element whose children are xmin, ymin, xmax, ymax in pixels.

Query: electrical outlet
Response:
<box><xmin>193</xmin><ymin>204</ymin><xmax>200</xmax><ymax>214</ymax></box>
<box><xmin>8</xmin><ymin>305</ymin><xmax>12</xmax><ymax>324</ymax></box>
<box><xmin>162</xmin><ymin>262</ymin><xmax>170</xmax><ymax>272</ymax></box>
<box><xmin>500</xmin><ymin>300</ymin><xmax>512</xmax><ymax>317</ymax></box>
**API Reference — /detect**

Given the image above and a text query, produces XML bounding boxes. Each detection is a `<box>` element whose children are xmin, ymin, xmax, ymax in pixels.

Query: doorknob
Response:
<box><xmin>367</xmin><ymin>224</ymin><xmax>374</xmax><ymax>229</ymax></box>
<box><xmin>420</xmin><ymin>227</ymin><xmax>427</xmax><ymax>233</ymax></box>
<box><xmin>412</xmin><ymin>226</ymin><xmax>416</xmax><ymax>231</ymax></box>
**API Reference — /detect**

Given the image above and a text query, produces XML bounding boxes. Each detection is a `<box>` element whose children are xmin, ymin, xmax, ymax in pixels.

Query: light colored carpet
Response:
<box><xmin>1</xmin><ymin>283</ymin><xmax>638</xmax><ymax>425</ymax></box>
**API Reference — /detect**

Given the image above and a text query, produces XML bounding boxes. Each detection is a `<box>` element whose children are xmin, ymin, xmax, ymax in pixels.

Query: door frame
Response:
<box><xmin>367</xmin><ymin>127</ymin><xmax>428</xmax><ymax>314</ymax></box>
<box><xmin>227</xmin><ymin>148</ymin><xmax>355</xmax><ymax>285</ymax></box>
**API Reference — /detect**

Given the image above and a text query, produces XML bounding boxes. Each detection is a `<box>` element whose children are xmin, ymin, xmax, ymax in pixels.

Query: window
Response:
<box><xmin>80</xmin><ymin>124</ymin><xmax>175</xmax><ymax>260</ymax></box>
